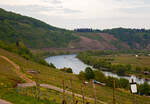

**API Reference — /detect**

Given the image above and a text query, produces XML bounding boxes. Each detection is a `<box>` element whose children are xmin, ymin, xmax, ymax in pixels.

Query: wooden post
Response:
<box><xmin>81</xmin><ymin>84</ymin><xmax>85</xmax><ymax>104</ymax></box>
<box><xmin>70</xmin><ymin>79</ymin><xmax>75</xmax><ymax>104</ymax></box>
<box><xmin>92</xmin><ymin>80</ymin><xmax>97</xmax><ymax>104</ymax></box>
<box><xmin>113</xmin><ymin>79</ymin><xmax>116</xmax><ymax>104</ymax></box>
<box><xmin>35</xmin><ymin>79</ymin><xmax>40</xmax><ymax>101</ymax></box>
<box><xmin>133</xmin><ymin>94</ymin><xmax>136</xmax><ymax>104</ymax></box>
<box><xmin>62</xmin><ymin>79</ymin><xmax>67</xmax><ymax>104</ymax></box>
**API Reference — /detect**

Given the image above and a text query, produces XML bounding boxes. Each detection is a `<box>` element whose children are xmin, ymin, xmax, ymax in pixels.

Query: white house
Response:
<box><xmin>135</xmin><ymin>55</ymin><xmax>138</xmax><ymax>58</ymax></box>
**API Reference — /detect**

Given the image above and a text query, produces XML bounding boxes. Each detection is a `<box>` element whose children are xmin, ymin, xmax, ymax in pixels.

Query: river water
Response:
<box><xmin>45</xmin><ymin>54</ymin><xmax>150</xmax><ymax>84</ymax></box>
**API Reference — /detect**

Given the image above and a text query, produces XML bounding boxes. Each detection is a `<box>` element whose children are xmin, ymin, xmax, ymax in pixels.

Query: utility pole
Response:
<box><xmin>81</xmin><ymin>84</ymin><xmax>85</xmax><ymax>104</ymax></box>
<box><xmin>70</xmin><ymin>79</ymin><xmax>75</xmax><ymax>104</ymax></box>
<box><xmin>113</xmin><ymin>79</ymin><xmax>116</xmax><ymax>104</ymax></box>
<box><xmin>92</xmin><ymin>80</ymin><xmax>97</xmax><ymax>104</ymax></box>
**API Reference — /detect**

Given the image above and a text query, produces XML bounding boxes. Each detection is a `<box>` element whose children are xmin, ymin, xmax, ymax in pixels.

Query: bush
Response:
<box><xmin>106</xmin><ymin>77</ymin><xmax>120</xmax><ymax>88</ymax></box>
<box><xmin>49</xmin><ymin>63</ymin><xmax>56</xmax><ymax>68</ymax></box>
<box><xmin>139</xmin><ymin>82</ymin><xmax>150</xmax><ymax>96</ymax></box>
<box><xmin>78</xmin><ymin>71</ymin><xmax>86</xmax><ymax>81</ymax></box>
<box><xmin>85</xmin><ymin>67</ymin><xmax>95</xmax><ymax>80</ymax></box>
<box><xmin>60</xmin><ymin>67</ymin><xmax>73</xmax><ymax>73</ymax></box>
<box><xmin>94</xmin><ymin>70</ymin><xmax>106</xmax><ymax>83</ymax></box>
<box><xmin>119</xmin><ymin>78</ymin><xmax>129</xmax><ymax>89</ymax></box>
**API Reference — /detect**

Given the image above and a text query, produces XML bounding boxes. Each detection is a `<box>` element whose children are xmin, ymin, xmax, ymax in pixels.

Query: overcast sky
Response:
<box><xmin>0</xmin><ymin>0</ymin><xmax>150</xmax><ymax>30</ymax></box>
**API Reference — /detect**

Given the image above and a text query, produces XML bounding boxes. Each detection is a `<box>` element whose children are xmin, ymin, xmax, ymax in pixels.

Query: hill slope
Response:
<box><xmin>1</xmin><ymin>8</ymin><xmax>150</xmax><ymax>51</ymax></box>
<box><xmin>0</xmin><ymin>8</ymin><xmax>79</xmax><ymax>49</ymax></box>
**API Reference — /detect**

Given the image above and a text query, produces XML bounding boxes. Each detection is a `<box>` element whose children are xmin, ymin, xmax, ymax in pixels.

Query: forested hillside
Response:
<box><xmin>0</xmin><ymin>8</ymin><xmax>79</xmax><ymax>49</ymax></box>
<box><xmin>74</xmin><ymin>28</ymin><xmax>150</xmax><ymax>50</ymax></box>
<box><xmin>103</xmin><ymin>28</ymin><xmax>150</xmax><ymax>49</ymax></box>
<box><xmin>1</xmin><ymin>8</ymin><xmax>150</xmax><ymax>51</ymax></box>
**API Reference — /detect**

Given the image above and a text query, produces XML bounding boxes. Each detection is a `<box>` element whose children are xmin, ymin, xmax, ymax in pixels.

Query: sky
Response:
<box><xmin>0</xmin><ymin>0</ymin><xmax>150</xmax><ymax>30</ymax></box>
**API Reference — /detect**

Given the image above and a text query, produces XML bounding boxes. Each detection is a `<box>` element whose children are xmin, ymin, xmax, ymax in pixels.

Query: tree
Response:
<box><xmin>115</xmin><ymin>65</ymin><xmax>126</xmax><ymax>76</ymax></box>
<box><xmin>139</xmin><ymin>82</ymin><xmax>150</xmax><ymax>96</ymax></box>
<box><xmin>85</xmin><ymin>67</ymin><xmax>95</xmax><ymax>80</ymax></box>
<box><xmin>106</xmin><ymin>77</ymin><xmax>120</xmax><ymax>88</ymax></box>
<box><xmin>119</xmin><ymin>78</ymin><xmax>129</xmax><ymax>89</ymax></box>
<box><xmin>125</xmin><ymin>64</ymin><xmax>132</xmax><ymax>72</ymax></box>
<box><xmin>78</xmin><ymin>71</ymin><xmax>86</xmax><ymax>81</ymax></box>
<box><xmin>94</xmin><ymin>70</ymin><xmax>106</xmax><ymax>83</ymax></box>
<box><xmin>66</xmin><ymin>68</ymin><xmax>73</xmax><ymax>73</ymax></box>
<box><xmin>49</xmin><ymin>63</ymin><xmax>56</xmax><ymax>68</ymax></box>
<box><xmin>60</xmin><ymin>67</ymin><xmax>73</xmax><ymax>73</ymax></box>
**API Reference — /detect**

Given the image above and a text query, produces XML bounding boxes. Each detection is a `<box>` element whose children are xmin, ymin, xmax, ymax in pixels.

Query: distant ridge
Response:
<box><xmin>0</xmin><ymin>8</ymin><xmax>150</xmax><ymax>50</ymax></box>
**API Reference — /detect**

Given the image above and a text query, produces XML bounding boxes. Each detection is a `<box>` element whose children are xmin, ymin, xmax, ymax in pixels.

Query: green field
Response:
<box><xmin>112</xmin><ymin>54</ymin><xmax>150</xmax><ymax>67</ymax></box>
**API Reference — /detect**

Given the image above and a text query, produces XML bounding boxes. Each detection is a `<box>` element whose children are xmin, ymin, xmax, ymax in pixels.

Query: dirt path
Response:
<box><xmin>1</xmin><ymin>55</ymin><xmax>107</xmax><ymax>104</ymax></box>
<box><xmin>18</xmin><ymin>83</ymin><xmax>106</xmax><ymax>104</ymax></box>
<box><xmin>0</xmin><ymin>99</ymin><xmax>12</xmax><ymax>104</ymax></box>
<box><xmin>0</xmin><ymin>55</ymin><xmax>34</xmax><ymax>83</ymax></box>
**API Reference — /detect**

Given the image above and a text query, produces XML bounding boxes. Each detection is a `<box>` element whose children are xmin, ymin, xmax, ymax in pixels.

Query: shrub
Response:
<box><xmin>139</xmin><ymin>82</ymin><xmax>150</xmax><ymax>96</ymax></box>
<box><xmin>85</xmin><ymin>67</ymin><xmax>95</xmax><ymax>80</ymax></box>
<box><xmin>94</xmin><ymin>70</ymin><xmax>106</xmax><ymax>83</ymax></box>
<box><xmin>78</xmin><ymin>71</ymin><xmax>86</xmax><ymax>81</ymax></box>
<box><xmin>60</xmin><ymin>67</ymin><xmax>73</xmax><ymax>73</ymax></box>
<box><xmin>106</xmin><ymin>77</ymin><xmax>120</xmax><ymax>88</ymax></box>
<box><xmin>119</xmin><ymin>78</ymin><xmax>129</xmax><ymax>89</ymax></box>
<box><xmin>49</xmin><ymin>63</ymin><xmax>56</xmax><ymax>68</ymax></box>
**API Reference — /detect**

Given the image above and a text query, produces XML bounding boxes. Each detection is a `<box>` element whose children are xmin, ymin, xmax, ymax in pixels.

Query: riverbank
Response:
<box><xmin>77</xmin><ymin>51</ymin><xmax>150</xmax><ymax>80</ymax></box>
<box><xmin>45</xmin><ymin>54</ymin><xmax>150</xmax><ymax>84</ymax></box>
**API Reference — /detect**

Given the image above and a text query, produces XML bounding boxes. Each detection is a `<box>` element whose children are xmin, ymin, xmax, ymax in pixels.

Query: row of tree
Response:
<box><xmin>78</xmin><ymin>67</ymin><xmax>150</xmax><ymax>96</ymax></box>
<box><xmin>75</xmin><ymin>27</ymin><xmax>150</xmax><ymax>49</ymax></box>
<box><xmin>77</xmin><ymin>51</ymin><xmax>150</xmax><ymax>76</ymax></box>
<box><xmin>0</xmin><ymin>40</ymin><xmax>52</xmax><ymax>67</ymax></box>
<box><xmin>74</xmin><ymin>28</ymin><xmax>101</xmax><ymax>32</ymax></box>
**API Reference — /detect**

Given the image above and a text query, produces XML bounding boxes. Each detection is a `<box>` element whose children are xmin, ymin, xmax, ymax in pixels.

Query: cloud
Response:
<box><xmin>62</xmin><ymin>8</ymin><xmax>81</xmax><ymax>13</ymax></box>
<box><xmin>0</xmin><ymin>0</ymin><xmax>150</xmax><ymax>29</ymax></box>
<box><xmin>51</xmin><ymin>0</ymin><xmax>62</xmax><ymax>4</ymax></box>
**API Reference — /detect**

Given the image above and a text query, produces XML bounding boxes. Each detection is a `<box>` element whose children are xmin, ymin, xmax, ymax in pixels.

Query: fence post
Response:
<box><xmin>92</xmin><ymin>80</ymin><xmax>97</xmax><ymax>104</ymax></box>
<box><xmin>113</xmin><ymin>79</ymin><xmax>116</xmax><ymax>104</ymax></box>
<box><xmin>81</xmin><ymin>84</ymin><xmax>85</xmax><ymax>104</ymax></box>
<box><xmin>62</xmin><ymin>79</ymin><xmax>67</xmax><ymax>104</ymax></box>
<box><xmin>70</xmin><ymin>79</ymin><xmax>75</xmax><ymax>104</ymax></box>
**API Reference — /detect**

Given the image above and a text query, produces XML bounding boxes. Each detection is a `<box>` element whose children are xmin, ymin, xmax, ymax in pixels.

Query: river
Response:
<box><xmin>45</xmin><ymin>54</ymin><xmax>150</xmax><ymax>84</ymax></box>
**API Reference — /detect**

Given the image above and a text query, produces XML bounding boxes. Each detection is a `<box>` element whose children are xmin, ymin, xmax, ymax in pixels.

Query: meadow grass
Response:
<box><xmin>112</xmin><ymin>54</ymin><xmax>150</xmax><ymax>67</ymax></box>
<box><xmin>0</xmin><ymin>88</ymin><xmax>57</xmax><ymax>104</ymax></box>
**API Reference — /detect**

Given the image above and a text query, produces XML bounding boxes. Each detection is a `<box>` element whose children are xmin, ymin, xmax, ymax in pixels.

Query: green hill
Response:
<box><xmin>103</xmin><ymin>28</ymin><xmax>150</xmax><ymax>49</ymax></box>
<box><xmin>0</xmin><ymin>8</ymin><xmax>79</xmax><ymax>49</ymax></box>
<box><xmin>1</xmin><ymin>8</ymin><xmax>150</xmax><ymax>51</ymax></box>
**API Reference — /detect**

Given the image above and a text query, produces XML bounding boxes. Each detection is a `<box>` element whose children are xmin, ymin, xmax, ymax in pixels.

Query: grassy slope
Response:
<box><xmin>0</xmin><ymin>50</ymin><xmax>57</xmax><ymax>104</ymax></box>
<box><xmin>0</xmin><ymin>55</ymin><xmax>23</xmax><ymax>88</ymax></box>
<box><xmin>0</xmin><ymin>48</ymin><xmax>150</xmax><ymax>104</ymax></box>
<box><xmin>0</xmin><ymin>8</ymin><xmax>79</xmax><ymax>49</ymax></box>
